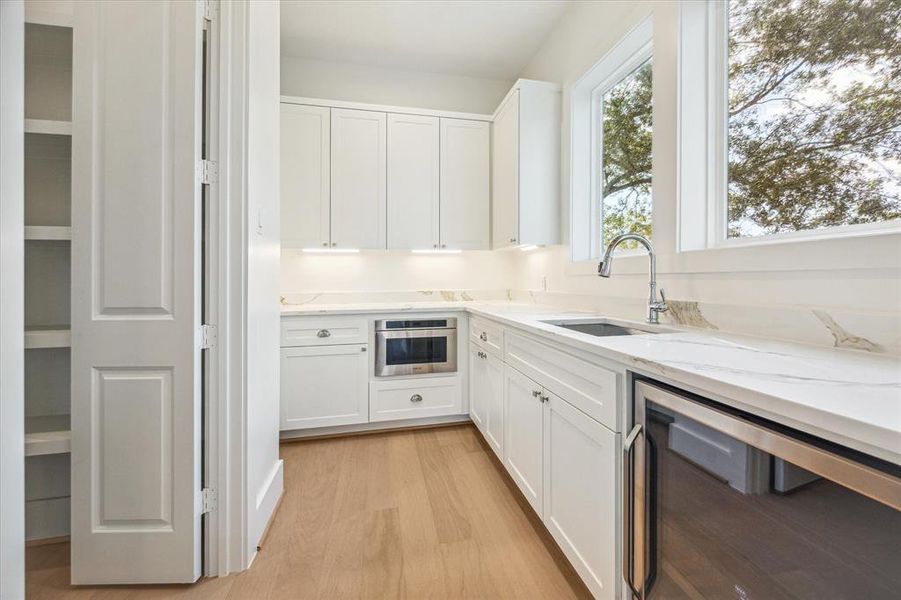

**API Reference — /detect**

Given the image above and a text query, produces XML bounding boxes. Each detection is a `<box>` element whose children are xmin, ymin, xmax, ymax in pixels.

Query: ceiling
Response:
<box><xmin>280</xmin><ymin>1</ymin><xmax>571</xmax><ymax>81</ymax></box>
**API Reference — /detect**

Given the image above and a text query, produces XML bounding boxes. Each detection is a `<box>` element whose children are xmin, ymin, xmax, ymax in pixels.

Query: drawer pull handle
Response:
<box><xmin>410</xmin><ymin>394</ymin><xmax>423</xmax><ymax>403</ymax></box>
<box><xmin>480</xmin><ymin>332</ymin><xmax>488</xmax><ymax>342</ymax></box>
<box><xmin>316</xmin><ymin>329</ymin><xmax>331</xmax><ymax>338</ymax></box>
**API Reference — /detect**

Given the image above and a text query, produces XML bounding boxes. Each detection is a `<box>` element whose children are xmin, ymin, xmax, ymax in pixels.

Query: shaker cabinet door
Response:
<box><xmin>440</xmin><ymin>118</ymin><xmax>489</xmax><ymax>250</ymax></box>
<box><xmin>387</xmin><ymin>113</ymin><xmax>439</xmax><ymax>249</ymax></box>
<box><xmin>280</xmin><ymin>103</ymin><xmax>330</xmax><ymax>248</ymax></box>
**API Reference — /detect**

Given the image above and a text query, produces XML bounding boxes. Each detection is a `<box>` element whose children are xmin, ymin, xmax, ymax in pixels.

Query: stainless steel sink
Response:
<box><xmin>540</xmin><ymin>319</ymin><xmax>664</xmax><ymax>337</ymax></box>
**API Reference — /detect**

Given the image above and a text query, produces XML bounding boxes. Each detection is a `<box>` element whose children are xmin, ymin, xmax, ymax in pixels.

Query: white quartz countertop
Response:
<box><xmin>281</xmin><ymin>301</ymin><xmax>901</xmax><ymax>465</ymax></box>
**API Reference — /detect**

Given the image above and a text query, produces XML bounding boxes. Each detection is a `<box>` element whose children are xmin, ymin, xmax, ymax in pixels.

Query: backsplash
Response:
<box><xmin>281</xmin><ymin>288</ymin><xmax>900</xmax><ymax>355</ymax></box>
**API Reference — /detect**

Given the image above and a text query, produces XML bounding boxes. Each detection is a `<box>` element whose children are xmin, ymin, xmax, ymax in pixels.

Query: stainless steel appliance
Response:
<box><xmin>374</xmin><ymin>318</ymin><xmax>457</xmax><ymax>377</ymax></box>
<box><xmin>624</xmin><ymin>379</ymin><xmax>901</xmax><ymax>599</ymax></box>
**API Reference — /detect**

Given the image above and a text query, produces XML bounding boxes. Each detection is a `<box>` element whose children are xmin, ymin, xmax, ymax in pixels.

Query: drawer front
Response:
<box><xmin>505</xmin><ymin>332</ymin><xmax>619</xmax><ymax>431</ymax></box>
<box><xmin>369</xmin><ymin>377</ymin><xmax>463</xmax><ymax>422</ymax></box>
<box><xmin>470</xmin><ymin>316</ymin><xmax>504</xmax><ymax>355</ymax></box>
<box><xmin>281</xmin><ymin>316</ymin><xmax>369</xmax><ymax>347</ymax></box>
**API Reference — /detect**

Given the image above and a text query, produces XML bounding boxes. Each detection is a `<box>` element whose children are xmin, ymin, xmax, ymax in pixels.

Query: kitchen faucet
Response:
<box><xmin>598</xmin><ymin>233</ymin><xmax>668</xmax><ymax>324</ymax></box>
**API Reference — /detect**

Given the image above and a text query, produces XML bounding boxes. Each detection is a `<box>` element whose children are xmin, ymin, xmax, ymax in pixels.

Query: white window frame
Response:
<box><xmin>679</xmin><ymin>0</ymin><xmax>901</xmax><ymax>252</ymax></box>
<box><xmin>570</xmin><ymin>16</ymin><xmax>653</xmax><ymax>264</ymax></box>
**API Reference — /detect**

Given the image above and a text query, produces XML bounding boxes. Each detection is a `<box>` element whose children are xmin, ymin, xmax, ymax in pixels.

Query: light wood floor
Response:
<box><xmin>26</xmin><ymin>424</ymin><xmax>591</xmax><ymax>599</ymax></box>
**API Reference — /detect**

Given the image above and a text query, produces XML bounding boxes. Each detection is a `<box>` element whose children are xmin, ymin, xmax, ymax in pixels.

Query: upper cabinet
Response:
<box><xmin>440</xmin><ymin>119</ymin><xmax>490</xmax><ymax>250</ymax></box>
<box><xmin>387</xmin><ymin>114</ymin><xmax>440</xmax><ymax>249</ymax></box>
<box><xmin>491</xmin><ymin>80</ymin><xmax>561</xmax><ymax>249</ymax></box>
<box><xmin>330</xmin><ymin>108</ymin><xmax>388</xmax><ymax>250</ymax></box>
<box><xmin>280</xmin><ymin>104</ymin><xmax>330</xmax><ymax>248</ymax></box>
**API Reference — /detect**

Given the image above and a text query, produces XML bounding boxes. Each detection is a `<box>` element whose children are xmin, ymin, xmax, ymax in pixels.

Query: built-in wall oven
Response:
<box><xmin>624</xmin><ymin>378</ymin><xmax>901</xmax><ymax>599</ymax></box>
<box><xmin>374</xmin><ymin>318</ymin><xmax>457</xmax><ymax>377</ymax></box>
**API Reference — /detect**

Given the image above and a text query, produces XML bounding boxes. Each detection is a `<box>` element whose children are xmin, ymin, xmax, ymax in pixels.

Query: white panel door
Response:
<box><xmin>503</xmin><ymin>365</ymin><xmax>544</xmax><ymax>516</ymax></box>
<box><xmin>543</xmin><ymin>393</ymin><xmax>617</xmax><ymax>599</ymax></box>
<box><xmin>484</xmin><ymin>350</ymin><xmax>505</xmax><ymax>458</ymax></box>
<box><xmin>387</xmin><ymin>113</ymin><xmax>439</xmax><ymax>249</ymax></box>
<box><xmin>280</xmin><ymin>344</ymin><xmax>369</xmax><ymax>430</ymax></box>
<box><xmin>330</xmin><ymin>108</ymin><xmax>387</xmax><ymax>249</ymax></box>
<box><xmin>491</xmin><ymin>90</ymin><xmax>519</xmax><ymax>249</ymax></box>
<box><xmin>439</xmin><ymin>118</ymin><xmax>489</xmax><ymax>250</ymax></box>
<box><xmin>70</xmin><ymin>0</ymin><xmax>202</xmax><ymax>584</ymax></box>
<box><xmin>280</xmin><ymin>103</ymin><xmax>330</xmax><ymax>248</ymax></box>
<box><xmin>468</xmin><ymin>343</ymin><xmax>486</xmax><ymax>432</ymax></box>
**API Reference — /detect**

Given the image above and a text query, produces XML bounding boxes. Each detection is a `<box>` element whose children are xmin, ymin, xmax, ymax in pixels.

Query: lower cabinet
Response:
<box><xmin>369</xmin><ymin>376</ymin><xmax>461</xmax><ymax>422</ymax></box>
<box><xmin>503</xmin><ymin>364</ymin><xmax>544</xmax><ymax>515</ymax></box>
<box><xmin>500</xmin><ymin>363</ymin><xmax>618</xmax><ymax>600</ymax></box>
<box><xmin>543</xmin><ymin>392</ymin><xmax>617</xmax><ymax>600</ymax></box>
<box><xmin>280</xmin><ymin>343</ymin><xmax>369</xmax><ymax>430</ymax></box>
<box><xmin>469</xmin><ymin>342</ymin><xmax>504</xmax><ymax>458</ymax></box>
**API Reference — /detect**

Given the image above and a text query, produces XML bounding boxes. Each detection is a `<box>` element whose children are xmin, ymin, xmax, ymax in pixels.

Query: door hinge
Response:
<box><xmin>203</xmin><ymin>0</ymin><xmax>217</xmax><ymax>22</ymax></box>
<box><xmin>201</xmin><ymin>488</ymin><xmax>217</xmax><ymax>514</ymax></box>
<box><xmin>198</xmin><ymin>159</ymin><xmax>218</xmax><ymax>184</ymax></box>
<box><xmin>199</xmin><ymin>324</ymin><xmax>218</xmax><ymax>349</ymax></box>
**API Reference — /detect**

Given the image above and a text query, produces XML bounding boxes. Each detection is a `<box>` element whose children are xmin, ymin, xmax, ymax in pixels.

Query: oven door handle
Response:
<box><xmin>622</xmin><ymin>423</ymin><xmax>645</xmax><ymax>599</ymax></box>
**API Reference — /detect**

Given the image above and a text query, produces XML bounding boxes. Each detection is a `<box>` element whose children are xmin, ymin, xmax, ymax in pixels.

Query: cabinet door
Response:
<box><xmin>280</xmin><ymin>103</ymin><xmax>330</xmax><ymax>248</ymax></box>
<box><xmin>387</xmin><ymin>113</ymin><xmax>439</xmax><ymax>249</ymax></box>
<box><xmin>503</xmin><ymin>365</ymin><xmax>544</xmax><ymax>516</ymax></box>
<box><xmin>484</xmin><ymin>350</ymin><xmax>505</xmax><ymax>458</ymax></box>
<box><xmin>468</xmin><ymin>343</ymin><xmax>487</xmax><ymax>432</ymax></box>
<box><xmin>440</xmin><ymin>118</ymin><xmax>489</xmax><ymax>250</ymax></box>
<box><xmin>280</xmin><ymin>344</ymin><xmax>369</xmax><ymax>430</ymax></box>
<box><xmin>330</xmin><ymin>108</ymin><xmax>387</xmax><ymax>249</ymax></box>
<box><xmin>543</xmin><ymin>392</ymin><xmax>617</xmax><ymax>599</ymax></box>
<box><xmin>491</xmin><ymin>89</ymin><xmax>519</xmax><ymax>249</ymax></box>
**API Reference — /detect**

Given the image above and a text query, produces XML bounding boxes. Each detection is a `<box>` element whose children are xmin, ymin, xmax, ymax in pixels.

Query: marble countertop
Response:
<box><xmin>281</xmin><ymin>301</ymin><xmax>901</xmax><ymax>465</ymax></box>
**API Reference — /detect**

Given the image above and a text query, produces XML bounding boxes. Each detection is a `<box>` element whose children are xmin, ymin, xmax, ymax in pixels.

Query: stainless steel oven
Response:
<box><xmin>374</xmin><ymin>318</ymin><xmax>457</xmax><ymax>377</ymax></box>
<box><xmin>624</xmin><ymin>379</ymin><xmax>901</xmax><ymax>599</ymax></box>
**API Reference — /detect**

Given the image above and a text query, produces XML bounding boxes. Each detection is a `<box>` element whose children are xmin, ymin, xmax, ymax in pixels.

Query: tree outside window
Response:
<box><xmin>600</xmin><ymin>59</ymin><xmax>653</xmax><ymax>251</ymax></box>
<box><xmin>727</xmin><ymin>0</ymin><xmax>901</xmax><ymax>237</ymax></box>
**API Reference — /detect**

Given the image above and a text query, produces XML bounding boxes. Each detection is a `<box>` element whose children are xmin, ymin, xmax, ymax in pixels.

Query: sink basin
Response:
<box><xmin>541</xmin><ymin>319</ymin><xmax>663</xmax><ymax>337</ymax></box>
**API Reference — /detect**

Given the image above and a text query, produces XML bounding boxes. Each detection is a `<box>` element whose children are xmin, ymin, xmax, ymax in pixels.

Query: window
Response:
<box><xmin>600</xmin><ymin>59</ymin><xmax>652</xmax><ymax>250</ymax></box>
<box><xmin>725</xmin><ymin>0</ymin><xmax>901</xmax><ymax>239</ymax></box>
<box><xmin>570</xmin><ymin>17</ymin><xmax>653</xmax><ymax>262</ymax></box>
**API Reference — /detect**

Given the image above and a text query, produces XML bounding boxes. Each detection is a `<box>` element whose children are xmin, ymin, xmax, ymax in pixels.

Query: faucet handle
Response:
<box><xmin>660</xmin><ymin>288</ymin><xmax>667</xmax><ymax>304</ymax></box>
<box><xmin>655</xmin><ymin>288</ymin><xmax>668</xmax><ymax>312</ymax></box>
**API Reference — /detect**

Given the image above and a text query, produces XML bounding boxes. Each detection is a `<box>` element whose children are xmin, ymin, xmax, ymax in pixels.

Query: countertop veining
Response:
<box><xmin>281</xmin><ymin>301</ymin><xmax>901</xmax><ymax>465</ymax></box>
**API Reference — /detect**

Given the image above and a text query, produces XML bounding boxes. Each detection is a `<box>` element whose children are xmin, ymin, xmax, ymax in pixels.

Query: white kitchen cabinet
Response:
<box><xmin>469</xmin><ymin>343</ymin><xmax>487</xmax><ymax>431</ymax></box>
<box><xmin>280</xmin><ymin>344</ymin><xmax>370</xmax><ymax>430</ymax></box>
<box><xmin>503</xmin><ymin>364</ymin><xmax>544</xmax><ymax>516</ymax></box>
<box><xmin>439</xmin><ymin>118</ymin><xmax>489</xmax><ymax>249</ymax></box>
<box><xmin>387</xmin><ymin>113</ymin><xmax>439</xmax><ymax>249</ymax></box>
<box><xmin>543</xmin><ymin>392</ymin><xmax>617</xmax><ymax>600</ymax></box>
<box><xmin>491</xmin><ymin>79</ymin><xmax>561</xmax><ymax>249</ymax></box>
<box><xmin>470</xmin><ymin>341</ymin><xmax>504</xmax><ymax>458</ymax></box>
<box><xmin>280</xmin><ymin>103</ymin><xmax>330</xmax><ymax>248</ymax></box>
<box><xmin>330</xmin><ymin>108</ymin><xmax>387</xmax><ymax>249</ymax></box>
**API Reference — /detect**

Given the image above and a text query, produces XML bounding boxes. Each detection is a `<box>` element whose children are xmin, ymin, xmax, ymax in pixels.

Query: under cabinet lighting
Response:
<box><xmin>301</xmin><ymin>248</ymin><xmax>360</xmax><ymax>254</ymax></box>
<box><xmin>519</xmin><ymin>245</ymin><xmax>540</xmax><ymax>251</ymax></box>
<box><xmin>411</xmin><ymin>249</ymin><xmax>463</xmax><ymax>254</ymax></box>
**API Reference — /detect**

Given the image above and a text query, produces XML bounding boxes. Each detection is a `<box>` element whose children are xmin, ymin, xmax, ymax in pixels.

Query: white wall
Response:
<box><xmin>514</xmin><ymin>0</ymin><xmax>901</xmax><ymax>316</ymax></box>
<box><xmin>281</xmin><ymin>56</ymin><xmax>510</xmax><ymax>114</ymax></box>
<box><xmin>0</xmin><ymin>1</ymin><xmax>24</xmax><ymax>597</ymax></box>
<box><xmin>281</xmin><ymin>249</ymin><xmax>518</xmax><ymax>295</ymax></box>
<box><xmin>246</xmin><ymin>0</ymin><xmax>283</xmax><ymax>564</ymax></box>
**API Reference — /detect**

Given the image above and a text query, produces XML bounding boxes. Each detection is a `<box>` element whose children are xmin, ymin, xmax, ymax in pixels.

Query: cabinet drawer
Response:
<box><xmin>505</xmin><ymin>332</ymin><xmax>619</xmax><ymax>431</ymax></box>
<box><xmin>281</xmin><ymin>316</ymin><xmax>369</xmax><ymax>347</ymax></box>
<box><xmin>470</xmin><ymin>316</ymin><xmax>504</xmax><ymax>355</ymax></box>
<box><xmin>369</xmin><ymin>377</ymin><xmax>462</xmax><ymax>422</ymax></box>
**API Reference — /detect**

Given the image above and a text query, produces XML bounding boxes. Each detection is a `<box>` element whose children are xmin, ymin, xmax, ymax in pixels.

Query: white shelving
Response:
<box><xmin>25</xmin><ymin>415</ymin><xmax>71</xmax><ymax>457</ymax></box>
<box><xmin>24</xmin><ymin>327</ymin><xmax>71</xmax><ymax>349</ymax></box>
<box><xmin>24</xmin><ymin>225</ymin><xmax>71</xmax><ymax>241</ymax></box>
<box><xmin>24</xmin><ymin>118</ymin><xmax>72</xmax><ymax>136</ymax></box>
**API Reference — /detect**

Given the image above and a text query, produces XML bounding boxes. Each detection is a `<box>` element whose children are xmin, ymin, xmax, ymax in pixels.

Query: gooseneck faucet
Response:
<box><xmin>598</xmin><ymin>233</ymin><xmax>668</xmax><ymax>324</ymax></box>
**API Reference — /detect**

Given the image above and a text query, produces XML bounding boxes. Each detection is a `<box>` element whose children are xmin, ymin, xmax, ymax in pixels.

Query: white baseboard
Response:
<box><xmin>248</xmin><ymin>459</ymin><xmax>283</xmax><ymax>566</ymax></box>
<box><xmin>279</xmin><ymin>414</ymin><xmax>471</xmax><ymax>441</ymax></box>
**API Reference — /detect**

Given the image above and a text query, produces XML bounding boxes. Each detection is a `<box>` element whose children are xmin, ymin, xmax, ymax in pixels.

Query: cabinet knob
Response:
<box><xmin>509</xmin><ymin>237</ymin><xmax>517</xmax><ymax>243</ymax></box>
<box><xmin>322</xmin><ymin>242</ymin><xmax>328</xmax><ymax>247</ymax></box>
<box><xmin>540</xmin><ymin>395</ymin><xmax>549</xmax><ymax>403</ymax></box>
<box><xmin>480</xmin><ymin>332</ymin><xmax>488</xmax><ymax>342</ymax></box>
<box><xmin>316</xmin><ymin>329</ymin><xmax>331</xmax><ymax>338</ymax></box>
<box><xmin>331</xmin><ymin>242</ymin><xmax>337</xmax><ymax>247</ymax></box>
<box><xmin>532</xmin><ymin>390</ymin><xmax>541</xmax><ymax>398</ymax></box>
<box><xmin>410</xmin><ymin>394</ymin><xmax>423</xmax><ymax>403</ymax></box>
<box><xmin>441</xmin><ymin>244</ymin><xmax>447</xmax><ymax>249</ymax></box>
<box><xmin>434</xmin><ymin>244</ymin><xmax>438</xmax><ymax>249</ymax></box>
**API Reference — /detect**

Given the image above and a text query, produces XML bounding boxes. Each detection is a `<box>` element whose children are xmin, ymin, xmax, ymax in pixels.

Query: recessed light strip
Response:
<box><xmin>301</xmin><ymin>248</ymin><xmax>360</xmax><ymax>254</ymax></box>
<box><xmin>410</xmin><ymin>249</ymin><xmax>463</xmax><ymax>254</ymax></box>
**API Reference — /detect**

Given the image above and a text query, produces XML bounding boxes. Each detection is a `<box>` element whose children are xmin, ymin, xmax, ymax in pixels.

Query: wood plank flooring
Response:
<box><xmin>25</xmin><ymin>424</ymin><xmax>592</xmax><ymax>599</ymax></box>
